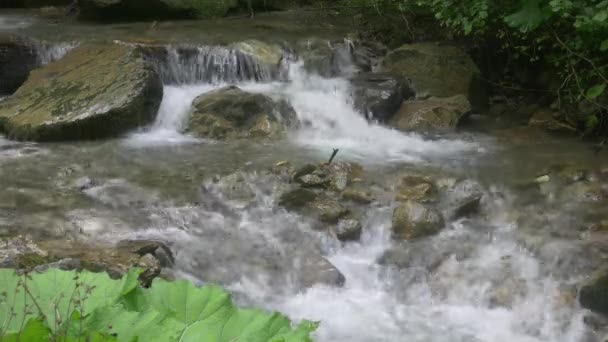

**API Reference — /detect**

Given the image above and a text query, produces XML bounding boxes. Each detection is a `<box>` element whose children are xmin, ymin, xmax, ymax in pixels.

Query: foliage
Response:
<box><xmin>329</xmin><ymin>0</ymin><xmax>608</xmax><ymax>135</ymax></box>
<box><xmin>0</xmin><ymin>268</ymin><xmax>317</xmax><ymax>342</ymax></box>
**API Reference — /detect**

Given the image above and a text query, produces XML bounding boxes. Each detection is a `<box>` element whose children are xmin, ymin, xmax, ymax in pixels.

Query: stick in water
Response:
<box><xmin>328</xmin><ymin>148</ymin><xmax>339</xmax><ymax>165</ymax></box>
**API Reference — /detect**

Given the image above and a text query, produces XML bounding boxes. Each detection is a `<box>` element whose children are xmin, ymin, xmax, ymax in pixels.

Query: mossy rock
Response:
<box><xmin>187</xmin><ymin>86</ymin><xmax>298</xmax><ymax>140</ymax></box>
<box><xmin>0</xmin><ymin>43</ymin><xmax>163</xmax><ymax>141</ymax></box>
<box><xmin>390</xmin><ymin>95</ymin><xmax>471</xmax><ymax>132</ymax></box>
<box><xmin>384</xmin><ymin>43</ymin><xmax>484</xmax><ymax>108</ymax></box>
<box><xmin>79</xmin><ymin>0</ymin><xmax>239</xmax><ymax>20</ymax></box>
<box><xmin>392</xmin><ymin>200</ymin><xmax>444</xmax><ymax>240</ymax></box>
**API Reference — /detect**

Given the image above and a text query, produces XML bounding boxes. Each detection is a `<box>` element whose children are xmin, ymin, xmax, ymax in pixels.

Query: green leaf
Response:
<box><xmin>0</xmin><ymin>268</ymin><xmax>142</xmax><ymax>334</ymax></box>
<box><xmin>2</xmin><ymin>319</ymin><xmax>51</xmax><ymax>342</ymax></box>
<box><xmin>0</xmin><ymin>269</ymin><xmax>316</xmax><ymax>342</ymax></box>
<box><xmin>586</xmin><ymin>83</ymin><xmax>607</xmax><ymax>99</ymax></box>
<box><xmin>593</xmin><ymin>11</ymin><xmax>608</xmax><ymax>22</ymax></box>
<box><xmin>601</xmin><ymin>39</ymin><xmax>608</xmax><ymax>51</ymax></box>
<box><xmin>505</xmin><ymin>0</ymin><xmax>550</xmax><ymax>32</ymax></box>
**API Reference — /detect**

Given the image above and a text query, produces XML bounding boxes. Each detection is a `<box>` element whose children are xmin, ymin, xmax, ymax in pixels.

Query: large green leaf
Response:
<box><xmin>586</xmin><ymin>83</ymin><xmax>607</xmax><ymax>99</ymax></box>
<box><xmin>0</xmin><ymin>269</ymin><xmax>317</xmax><ymax>342</ymax></box>
<box><xmin>0</xmin><ymin>268</ymin><xmax>141</xmax><ymax>334</ymax></box>
<box><xmin>505</xmin><ymin>0</ymin><xmax>550</xmax><ymax>32</ymax></box>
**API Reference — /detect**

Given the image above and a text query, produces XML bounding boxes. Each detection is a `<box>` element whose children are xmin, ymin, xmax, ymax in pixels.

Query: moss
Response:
<box><xmin>15</xmin><ymin>253</ymin><xmax>55</xmax><ymax>269</ymax></box>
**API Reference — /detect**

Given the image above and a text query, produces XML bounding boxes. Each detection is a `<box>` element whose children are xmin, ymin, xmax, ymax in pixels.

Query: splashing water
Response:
<box><xmin>35</xmin><ymin>41</ymin><xmax>78</xmax><ymax>65</ymax></box>
<box><xmin>130</xmin><ymin>46</ymin><xmax>482</xmax><ymax>163</ymax></box>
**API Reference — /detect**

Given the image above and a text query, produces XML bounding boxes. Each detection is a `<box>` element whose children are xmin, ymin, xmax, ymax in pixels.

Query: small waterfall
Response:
<box><xmin>35</xmin><ymin>41</ymin><xmax>78</xmax><ymax>65</ymax></box>
<box><xmin>145</xmin><ymin>45</ymin><xmax>286</xmax><ymax>85</ymax></box>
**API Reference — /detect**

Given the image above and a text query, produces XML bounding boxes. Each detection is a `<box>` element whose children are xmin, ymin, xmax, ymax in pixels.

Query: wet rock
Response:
<box><xmin>351</xmin><ymin>72</ymin><xmax>408</xmax><ymax>121</ymax></box>
<box><xmin>580</xmin><ymin>268</ymin><xmax>608</xmax><ymax>315</ymax></box>
<box><xmin>394</xmin><ymin>173</ymin><xmax>437</xmax><ymax>203</ymax></box>
<box><xmin>528</xmin><ymin>109</ymin><xmax>576</xmax><ymax>133</ymax></box>
<box><xmin>332</xmin><ymin>218</ymin><xmax>363</xmax><ymax>242</ymax></box>
<box><xmin>231</xmin><ymin>39</ymin><xmax>284</xmax><ymax>73</ymax></box>
<box><xmin>293</xmin><ymin>162</ymin><xmax>358</xmax><ymax>191</ymax></box>
<box><xmin>137</xmin><ymin>253</ymin><xmax>161</xmax><ymax>286</ymax></box>
<box><xmin>392</xmin><ymin>200</ymin><xmax>444</xmax><ymax>240</ymax></box>
<box><xmin>79</xmin><ymin>0</ymin><xmax>238</xmax><ymax>20</ymax></box>
<box><xmin>271</xmin><ymin>160</ymin><xmax>295</xmax><ymax>180</ymax></box>
<box><xmin>298</xmin><ymin>254</ymin><xmax>346</xmax><ymax>288</ymax></box>
<box><xmin>312</xmin><ymin>197</ymin><xmax>349</xmax><ymax>224</ymax></box>
<box><xmin>383</xmin><ymin>43</ymin><xmax>483</xmax><ymax>107</ymax></box>
<box><xmin>116</xmin><ymin>239</ymin><xmax>174</xmax><ymax>267</ymax></box>
<box><xmin>0</xmin><ymin>43</ymin><xmax>163</xmax><ymax>141</ymax></box>
<box><xmin>279</xmin><ymin>188</ymin><xmax>318</xmax><ymax>210</ymax></box>
<box><xmin>73</xmin><ymin>176</ymin><xmax>98</xmax><ymax>191</ymax></box>
<box><xmin>213</xmin><ymin>172</ymin><xmax>257</xmax><ymax>202</ymax></box>
<box><xmin>390</xmin><ymin>95</ymin><xmax>472</xmax><ymax>132</ymax></box>
<box><xmin>188</xmin><ymin>86</ymin><xmax>297</xmax><ymax>140</ymax></box>
<box><xmin>342</xmin><ymin>187</ymin><xmax>374</xmax><ymax>204</ymax></box>
<box><xmin>0</xmin><ymin>33</ymin><xmax>38</xmax><ymax>95</ymax></box>
<box><xmin>444</xmin><ymin>179</ymin><xmax>484</xmax><ymax>219</ymax></box>
<box><xmin>560</xmin><ymin>181</ymin><xmax>604</xmax><ymax>203</ymax></box>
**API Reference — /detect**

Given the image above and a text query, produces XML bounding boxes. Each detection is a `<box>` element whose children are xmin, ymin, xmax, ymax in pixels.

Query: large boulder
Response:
<box><xmin>390</xmin><ymin>95</ymin><xmax>471</xmax><ymax>132</ymax></box>
<box><xmin>0</xmin><ymin>43</ymin><xmax>163</xmax><ymax>141</ymax></box>
<box><xmin>0</xmin><ymin>34</ymin><xmax>38</xmax><ymax>95</ymax></box>
<box><xmin>351</xmin><ymin>72</ymin><xmax>409</xmax><ymax>121</ymax></box>
<box><xmin>188</xmin><ymin>86</ymin><xmax>298</xmax><ymax>139</ymax></box>
<box><xmin>383</xmin><ymin>43</ymin><xmax>483</xmax><ymax>107</ymax></box>
<box><xmin>392</xmin><ymin>200</ymin><xmax>444</xmax><ymax>240</ymax></box>
<box><xmin>79</xmin><ymin>0</ymin><xmax>238</xmax><ymax>20</ymax></box>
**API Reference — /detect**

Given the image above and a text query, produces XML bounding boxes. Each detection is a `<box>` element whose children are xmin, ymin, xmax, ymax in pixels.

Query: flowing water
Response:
<box><xmin>2</xmin><ymin>23</ymin><xmax>608</xmax><ymax>341</ymax></box>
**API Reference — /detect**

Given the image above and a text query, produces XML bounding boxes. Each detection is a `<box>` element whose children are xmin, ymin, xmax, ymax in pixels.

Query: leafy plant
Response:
<box><xmin>0</xmin><ymin>268</ymin><xmax>317</xmax><ymax>342</ymax></box>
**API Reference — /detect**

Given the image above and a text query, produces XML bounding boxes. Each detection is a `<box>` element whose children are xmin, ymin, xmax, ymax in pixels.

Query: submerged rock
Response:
<box><xmin>187</xmin><ymin>86</ymin><xmax>298</xmax><ymax>139</ymax></box>
<box><xmin>0</xmin><ymin>34</ymin><xmax>38</xmax><ymax>95</ymax></box>
<box><xmin>0</xmin><ymin>43</ymin><xmax>163</xmax><ymax>141</ymax></box>
<box><xmin>383</xmin><ymin>43</ymin><xmax>483</xmax><ymax>106</ymax></box>
<box><xmin>79</xmin><ymin>0</ymin><xmax>238</xmax><ymax>20</ymax></box>
<box><xmin>390</xmin><ymin>95</ymin><xmax>471</xmax><ymax>132</ymax></box>
<box><xmin>392</xmin><ymin>200</ymin><xmax>444</xmax><ymax>240</ymax></box>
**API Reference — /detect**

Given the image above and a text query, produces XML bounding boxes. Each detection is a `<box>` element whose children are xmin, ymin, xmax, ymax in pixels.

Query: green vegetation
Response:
<box><xmin>0</xmin><ymin>268</ymin><xmax>317</xmax><ymax>341</ymax></box>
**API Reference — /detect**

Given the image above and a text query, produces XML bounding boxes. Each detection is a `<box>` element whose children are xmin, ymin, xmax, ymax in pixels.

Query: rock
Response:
<box><xmin>0</xmin><ymin>34</ymin><xmax>38</xmax><ymax>95</ymax></box>
<box><xmin>231</xmin><ymin>39</ymin><xmax>284</xmax><ymax>71</ymax></box>
<box><xmin>342</xmin><ymin>187</ymin><xmax>374</xmax><ymax>204</ymax></box>
<box><xmin>296</xmin><ymin>38</ymin><xmax>367</xmax><ymax>77</ymax></box>
<box><xmin>395</xmin><ymin>174</ymin><xmax>437</xmax><ymax>203</ymax></box>
<box><xmin>528</xmin><ymin>109</ymin><xmax>576</xmax><ymax>133</ymax></box>
<box><xmin>137</xmin><ymin>253</ymin><xmax>161</xmax><ymax>286</ymax></box>
<box><xmin>279</xmin><ymin>188</ymin><xmax>318</xmax><ymax>210</ymax></box>
<box><xmin>293</xmin><ymin>162</ymin><xmax>358</xmax><ymax>191</ymax></box>
<box><xmin>115</xmin><ymin>239</ymin><xmax>174</xmax><ymax>267</ymax></box>
<box><xmin>187</xmin><ymin>86</ymin><xmax>297</xmax><ymax>140</ymax></box>
<box><xmin>444</xmin><ymin>179</ymin><xmax>484</xmax><ymax>220</ymax></box>
<box><xmin>332</xmin><ymin>219</ymin><xmax>363</xmax><ymax>242</ymax></box>
<box><xmin>212</xmin><ymin>172</ymin><xmax>256</xmax><ymax>202</ymax></box>
<box><xmin>298</xmin><ymin>254</ymin><xmax>345</xmax><ymax>288</ymax></box>
<box><xmin>383</xmin><ymin>43</ymin><xmax>483</xmax><ymax>106</ymax></box>
<box><xmin>312</xmin><ymin>197</ymin><xmax>349</xmax><ymax>223</ymax></box>
<box><xmin>0</xmin><ymin>43</ymin><xmax>163</xmax><ymax>141</ymax></box>
<box><xmin>351</xmin><ymin>72</ymin><xmax>409</xmax><ymax>121</ymax></box>
<box><xmin>488</xmin><ymin>277</ymin><xmax>527</xmax><ymax>308</ymax></box>
<box><xmin>560</xmin><ymin>181</ymin><xmax>604</xmax><ymax>203</ymax></box>
<box><xmin>392</xmin><ymin>201</ymin><xmax>444</xmax><ymax>240</ymax></box>
<box><xmin>580</xmin><ymin>268</ymin><xmax>608</xmax><ymax>315</ymax></box>
<box><xmin>390</xmin><ymin>95</ymin><xmax>472</xmax><ymax>132</ymax></box>
<box><xmin>79</xmin><ymin>0</ymin><xmax>238</xmax><ymax>20</ymax></box>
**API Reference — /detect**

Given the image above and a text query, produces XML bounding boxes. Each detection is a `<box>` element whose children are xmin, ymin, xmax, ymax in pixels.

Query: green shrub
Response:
<box><xmin>0</xmin><ymin>268</ymin><xmax>317</xmax><ymax>341</ymax></box>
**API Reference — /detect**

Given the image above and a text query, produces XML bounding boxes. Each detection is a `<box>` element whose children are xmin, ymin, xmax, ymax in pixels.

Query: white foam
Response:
<box><xmin>124</xmin><ymin>84</ymin><xmax>215</xmax><ymax>147</ymax></box>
